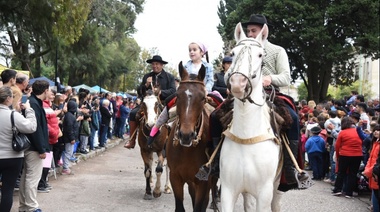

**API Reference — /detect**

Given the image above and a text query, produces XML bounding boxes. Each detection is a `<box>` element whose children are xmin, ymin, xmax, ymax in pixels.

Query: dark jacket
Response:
<box><xmin>26</xmin><ymin>93</ymin><xmax>50</xmax><ymax>154</ymax></box>
<box><xmin>100</xmin><ymin>106</ymin><xmax>112</xmax><ymax>126</ymax></box>
<box><xmin>212</xmin><ymin>71</ymin><xmax>228</xmax><ymax>98</ymax></box>
<box><xmin>63</xmin><ymin>100</ymin><xmax>79</xmax><ymax>143</ymax></box>
<box><xmin>139</xmin><ymin>70</ymin><xmax>176</xmax><ymax>101</ymax></box>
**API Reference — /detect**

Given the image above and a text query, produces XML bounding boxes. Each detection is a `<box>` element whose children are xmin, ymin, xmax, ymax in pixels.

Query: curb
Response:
<box><xmin>49</xmin><ymin>137</ymin><xmax>125</xmax><ymax>178</ymax></box>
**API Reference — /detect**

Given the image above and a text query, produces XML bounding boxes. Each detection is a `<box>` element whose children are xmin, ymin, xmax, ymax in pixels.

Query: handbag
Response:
<box><xmin>11</xmin><ymin>111</ymin><xmax>31</xmax><ymax>152</ymax></box>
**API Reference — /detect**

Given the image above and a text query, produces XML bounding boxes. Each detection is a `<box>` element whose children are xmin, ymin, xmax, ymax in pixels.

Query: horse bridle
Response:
<box><xmin>173</xmin><ymin>79</ymin><xmax>206</xmax><ymax>147</ymax></box>
<box><xmin>227</xmin><ymin>39</ymin><xmax>266</xmax><ymax>106</ymax></box>
<box><xmin>139</xmin><ymin>96</ymin><xmax>163</xmax><ymax>139</ymax></box>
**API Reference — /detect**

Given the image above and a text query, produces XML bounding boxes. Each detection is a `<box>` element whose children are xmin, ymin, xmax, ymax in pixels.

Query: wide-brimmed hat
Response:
<box><xmin>242</xmin><ymin>14</ymin><xmax>268</xmax><ymax>27</ymax></box>
<box><xmin>146</xmin><ymin>55</ymin><xmax>168</xmax><ymax>64</ymax></box>
<box><xmin>310</xmin><ymin>126</ymin><xmax>322</xmax><ymax>134</ymax></box>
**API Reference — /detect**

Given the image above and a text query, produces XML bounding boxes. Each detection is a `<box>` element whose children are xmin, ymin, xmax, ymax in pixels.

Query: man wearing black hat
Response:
<box><xmin>242</xmin><ymin>14</ymin><xmax>311</xmax><ymax>189</ymax></box>
<box><xmin>124</xmin><ymin>55</ymin><xmax>176</xmax><ymax>149</ymax></box>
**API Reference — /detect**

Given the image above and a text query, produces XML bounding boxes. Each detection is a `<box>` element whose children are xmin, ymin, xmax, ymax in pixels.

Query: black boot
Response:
<box><xmin>147</xmin><ymin>130</ymin><xmax>160</xmax><ymax>147</ymax></box>
<box><xmin>283</xmin><ymin>139</ymin><xmax>310</xmax><ymax>185</ymax></box>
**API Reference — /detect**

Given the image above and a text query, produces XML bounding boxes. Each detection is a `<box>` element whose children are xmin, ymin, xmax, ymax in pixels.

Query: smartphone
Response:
<box><xmin>21</xmin><ymin>95</ymin><xmax>28</xmax><ymax>103</ymax></box>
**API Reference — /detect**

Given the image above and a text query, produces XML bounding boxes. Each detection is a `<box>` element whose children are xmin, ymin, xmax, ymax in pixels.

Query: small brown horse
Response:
<box><xmin>137</xmin><ymin>92</ymin><xmax>171</xmax><ymax>200</ymax></box>
<box><xmin>166</xmin><ymin>62</ymin><xmax>213</xmax><ymax>212</ymax></box>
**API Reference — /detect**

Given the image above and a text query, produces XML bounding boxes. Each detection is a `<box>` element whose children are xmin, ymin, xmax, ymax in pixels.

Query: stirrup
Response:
<box><xmin>294</xmin><ymin>171</ymin><xmax>314</xmax><ymax>189</ymax></box>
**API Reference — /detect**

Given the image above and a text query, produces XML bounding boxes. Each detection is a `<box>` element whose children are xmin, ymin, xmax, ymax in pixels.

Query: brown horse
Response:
<box><xmin>166</xmin><ymin>62</ymin><xmax>213</xmax><ymax>212</ymax></box>
<box><xmin>137</xmin><ymin>92</ymin><xmax>171</xmax><ymax>200</ymax></box>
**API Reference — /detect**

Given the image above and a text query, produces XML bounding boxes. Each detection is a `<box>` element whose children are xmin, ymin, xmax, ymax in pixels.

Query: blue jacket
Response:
<box><xmin>305</xmin><ymin>135</ymin><xmax>326</xmax><ymax>154</ymax></box>
<box><xmin>184</xmin><ymin>60</ymin><xmax>214</xmax><ymax>92</ymax></box>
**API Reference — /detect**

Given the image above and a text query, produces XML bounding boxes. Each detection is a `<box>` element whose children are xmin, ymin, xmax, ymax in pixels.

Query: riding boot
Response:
<box><xmin>211</xmin><ymin>137</ymin><xmax>221</xmax><ymax>177</ymax></box>
<box><xmin>283</xmin><ymin>139</ymin><xmax>309</xmax><ymax>185</ymax></box>
<box><xmin>124</xmin><ymin>121</ymin><xmax>137</xmax><ymax>149</ymax></box>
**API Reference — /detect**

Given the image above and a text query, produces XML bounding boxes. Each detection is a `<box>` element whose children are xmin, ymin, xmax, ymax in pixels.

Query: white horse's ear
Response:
<box><xmin>256</xmin><ymin>24</ymin><xmax>269</xmax><ymax>44</ymax></box>
<box><xmin>234</xmin><ymin>22</ymin><xmax>247</xmax><ymax>43</ymax></box>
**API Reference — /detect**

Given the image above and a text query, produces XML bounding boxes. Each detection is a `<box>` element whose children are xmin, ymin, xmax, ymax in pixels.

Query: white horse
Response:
<box><xmin>220</xmin><ymin>22</ymin><xmax>283</xmax><ymax>212</ymax></box>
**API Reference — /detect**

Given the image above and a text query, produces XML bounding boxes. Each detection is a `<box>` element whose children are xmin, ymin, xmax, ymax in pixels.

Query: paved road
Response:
<box><xmin>10</xmin><ymin>139</ymin><xmax>371</xmax><ymax>212</ymax></box>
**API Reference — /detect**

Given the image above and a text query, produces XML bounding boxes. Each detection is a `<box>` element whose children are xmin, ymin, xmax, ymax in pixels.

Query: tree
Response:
<box><xmin>218</xmin><ymin>0</ymin><xmax>379</xmax><ymax>103</ymax></box>
<box><xmin>0</xmin><ymin>0</ymin><xmax>91</xmax><ymax>73</ymax></box>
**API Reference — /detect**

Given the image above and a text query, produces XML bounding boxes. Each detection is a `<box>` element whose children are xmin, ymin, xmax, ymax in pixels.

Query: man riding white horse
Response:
<box><xmin>210</xmin><ymin>14</ymin><xmax>310</xmax><ymax>190</ymax></box>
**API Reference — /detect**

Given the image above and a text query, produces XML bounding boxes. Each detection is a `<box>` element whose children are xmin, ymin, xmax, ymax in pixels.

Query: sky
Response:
<box><xmin>133</xmin><ymin>0</ymin><xmax>224</xmax><ymax>69</ymax></box>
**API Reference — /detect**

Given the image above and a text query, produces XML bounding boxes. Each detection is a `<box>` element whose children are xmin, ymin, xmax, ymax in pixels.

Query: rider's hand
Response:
<box><xmin>262</xmin><ymin>75</ymin><xmax>272</xmax><ymax>87</ymax></box>
<box><xmin>146</xmin><ymin>76</ymin><xmax>153</xmax><ymax>87</ymax></box>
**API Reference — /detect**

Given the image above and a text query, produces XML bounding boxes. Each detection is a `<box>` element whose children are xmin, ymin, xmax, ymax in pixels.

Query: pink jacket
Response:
<box><xmin>43</xmin><ymin>100</ymin><xmax>60</xmax><ymax>145</ymax></box>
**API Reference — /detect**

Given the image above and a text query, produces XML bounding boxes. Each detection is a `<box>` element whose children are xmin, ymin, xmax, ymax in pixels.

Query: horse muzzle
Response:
<box><xmin>178</xmin><ymin>131</ymin><xmax>196</xmax><ymax>147</ymax></box>
<box><xmin>230</xmin><ymin>74</ymin><xmax>248</xmax><ymax>98</ymax></box>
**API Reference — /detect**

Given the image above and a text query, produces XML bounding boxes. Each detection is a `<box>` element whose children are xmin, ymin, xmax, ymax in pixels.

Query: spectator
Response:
<box><xmin>0</xmin><ymin>69</ymin><xmax>17</xmax><ymax>88</ymax></box>
<box><xmin>19</xmin><ymin>80</ymin><xmax>50</xmax><ymax>212</ymax></box>
<box><xmin>38</xmin><ymin>88</ymin><xmax>60</xmax><ymax>193</ymax></box>
<box><xmin>117</xmin><ymin>99</ymin><xmax>130</xmax><ymax>139</ymax></box>
<box><xmin>99</xmin><ymin>99</ymin><xmax>112</xmax><ymax>148</ymax></box>
<box><xmin>62</xmin><ymin>100</ymin><xmax>81</xmax><ymax>175</ymax></box>
<box><xmin>89</xmin><ymin>97</ymin><xmax>100</xmax><ymax>150</ymax></box>
<box><xmin>305</xmin><ymin>126</ymin><xmax>326</xmax><ymax>180</ymax></box>
<box><xmin>346</xmin><ymin>90</ymin><xmax>358</xmax><ymax>106</ymax></box>
<box><xmin>324</xmin><ymin>110</ymin><xmax>341</xmax><ymax>184</ymax></box>
<box><xmin>12</xmin><ymin>73</ymin><xmax>29</xmax><ymax>112</ymax></box>
<box><xmin>363</xmin><ymin>124</ymin><xmax>380</xmax><ymax>212</ymax></box>
<box><xmin>79</xmin><ymin>113</ymin><xmax>91</xmax><ymax>154</ymax></box>
<box><xmin>332</xmin><ymin>117</ymin><xmax>363</xmax><ymax>198</ymax></box>
<box><xmin>357</xmin><ymin>102</ymin><xmax>370</xmax><ymax>130</ymax></box>
<box><xmin>0</xmin><ymin>86</ymin><xmax>36</xmax><ymax>212</ymax></box>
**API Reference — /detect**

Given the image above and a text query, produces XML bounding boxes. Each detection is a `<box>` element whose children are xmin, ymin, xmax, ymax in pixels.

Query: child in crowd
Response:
<box><xmin>79</xmin><ymin>114</ymin><xmax>91</xmax><ymax>154</ymax></box>
<box><xmin>300</xmin><ymin>127</ymin><xmax>307</xmax><ymax>168</ymax></box>
<box><xmin>147</xmin><ymin>41</ymin><xmax>214</xmax><ymax>145</ymax></box>
<box><xmin>305</xmin><ymin>126</ymin><xmax>326</xmax><ymax>180</ymax></box>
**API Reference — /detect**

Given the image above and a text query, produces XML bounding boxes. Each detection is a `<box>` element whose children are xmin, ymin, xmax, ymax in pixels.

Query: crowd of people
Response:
<box><xmin>299</xmin><ymin>94</ymin><xmax>380</xmax><ymax>210</ymax></box>
<box><xmin>0</xmin><ymin>12</ymin><xmax>379</xmax><ymax>212</ymax></box>
<box><xmin>0</xmin><ymin>69</ymin><xmax>136</xmax><ymax>212</ymax></box>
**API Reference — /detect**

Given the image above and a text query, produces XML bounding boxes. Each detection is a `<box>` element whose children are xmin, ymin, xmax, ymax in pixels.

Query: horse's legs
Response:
<box><xmin>170</xmin><ymin>172</ymin><xmax>185</xmax><ymax>212</ymax></box>
<box><xmin>242</xmin><ymin>192</ymin><xmax>255</xmax><ymax>211</ymax></box>
<box><xmin>220</xmin><ymin>185</ymin><xmax>239</xmax><ymax>212</ymax></box>
<box><xmin>193</xmin><ymin>182</ymin><xmax>211</xmax><ymax>212</ymax></box>
<box><xmin>255</xmin><ymin>183</ymin><xmax>274</xmax><ymax>212</ymax></box>
<box><xmin>271</xmin><ymin>189</ymin><xmax>283</xmax><ymax>212</ymax></box>
<box><xmin>153</xmin><ymin>152</ymin><xmax>164</xmax><ymax>198</ymax></box>
<box><xmin>187</xmin><ymin>182</ymin><xmax>196</xmax><ymax>207</ymax></box>
<box><xmin>209</xmin><ymin>176</ymin><xmax>219</xmax><ymax>210</ymax></box>
<box><xmin>141</xmin><ymin>151</ymin><xmax>153</xmax><ymax>200</ymax></box>
<box><xmin>164</xmin><ymin>163</ymin><xmax>172</xmax><ymax>194</ymax></box>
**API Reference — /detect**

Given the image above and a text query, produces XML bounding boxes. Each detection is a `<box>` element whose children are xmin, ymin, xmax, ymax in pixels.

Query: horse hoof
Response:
<box><xmin>143</xmin><ymin>194</ymin><xmax>153</xmax><ymax>200</ymax></box>
<box><xmin>209</xmin><ymin>202</ymin><xmax>218</xmax><ymax>210</ymax></box>
<box><xmin>153</xmin><ymin>191</ymin><xmax>162</xmax><ymax>198</ymax></box>
<box><xmin>164</xmin><ymin>186</ymin><xmax>172</xmax><ymax>194</ymax></box>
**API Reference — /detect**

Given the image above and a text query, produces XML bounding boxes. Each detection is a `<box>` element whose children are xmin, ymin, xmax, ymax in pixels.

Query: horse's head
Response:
<box><xmin>175</xmin><ymin>62</ymin><xmax>206</xmax><ymax>147</ymax></box>
<box><xmin>140</xmin><ymin>92</ymin><xmax>160</xmax><ymax>128</ymax></box>
<box><xmin>227</xmin><ymin>22</ymin><xmax>268</xmax><ymax>102</ymax></box>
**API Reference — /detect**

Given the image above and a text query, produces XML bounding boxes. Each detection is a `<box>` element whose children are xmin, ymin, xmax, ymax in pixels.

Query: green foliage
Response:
<box><xmin>297</xmin><ymin>82</ymin><xmax>308</xmax><ymax>101</ymax></box>
<box><xmin>218</xmin><ymin>0</ymin><xmax>379</xmax><ymax>102</ymax></box>
<box><xmin>328</xmin><ymin>81</ymin><xmax>374</xmax><ymax>101</ymax></box>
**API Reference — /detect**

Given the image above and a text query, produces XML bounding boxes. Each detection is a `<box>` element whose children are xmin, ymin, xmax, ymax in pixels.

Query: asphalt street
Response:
<box><xmin>10</xmin><ymin>138</ymin><xmax>372</xmax><ymax>212</ymax></box>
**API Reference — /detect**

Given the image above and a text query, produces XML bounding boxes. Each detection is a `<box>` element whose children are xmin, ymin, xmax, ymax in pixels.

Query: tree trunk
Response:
<box><xmin>34</xmin><ymin>36</ymin><xmax>41</xmax><ymax>77</ymax></box>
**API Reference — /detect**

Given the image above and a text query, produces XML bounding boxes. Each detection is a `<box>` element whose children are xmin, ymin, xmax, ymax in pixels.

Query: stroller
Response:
<box><xmin>356</xmin><ymin>162</ymin><xmax>370</xmax><ymax>194</ymax></box>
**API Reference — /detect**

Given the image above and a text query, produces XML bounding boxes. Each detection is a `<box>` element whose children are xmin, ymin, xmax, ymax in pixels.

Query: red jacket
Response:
<box><xmin>335</xmin><ymin>128</ymin><xmax>363</xmax><ymax>158</ymax></box>
<box><xmin>364</xmin><ymin>140</ymin><xmax>380</xmax><ymax>190</ymax></box>
<box><xmin>43</xmin><ymin>100</ymin><xmax>60</xmax><ymax>145</ymax></box>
